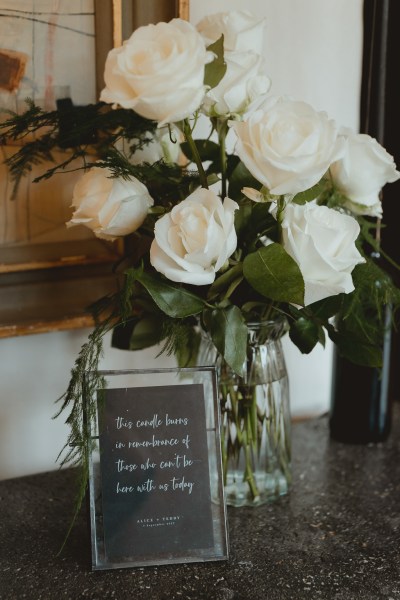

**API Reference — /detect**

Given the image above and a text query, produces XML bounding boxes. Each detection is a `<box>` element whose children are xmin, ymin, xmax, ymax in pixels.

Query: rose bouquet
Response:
<box><xmin>2</xmin><ymin>11</ymin><xmax>400</xmax><ymax>507</ymax></box>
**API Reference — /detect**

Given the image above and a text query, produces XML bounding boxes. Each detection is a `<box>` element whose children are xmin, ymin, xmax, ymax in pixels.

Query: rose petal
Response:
<box><xmin>150</xmin><ymin>188</ymin><xmax>238</xmax><ymax>285</ymax></box>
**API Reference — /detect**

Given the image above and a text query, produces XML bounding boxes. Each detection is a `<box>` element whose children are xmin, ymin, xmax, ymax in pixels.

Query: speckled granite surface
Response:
<box><xmin>1</xmin><ymin>408</ymin><xmax>399</xmax><ymax>600</ymax></box>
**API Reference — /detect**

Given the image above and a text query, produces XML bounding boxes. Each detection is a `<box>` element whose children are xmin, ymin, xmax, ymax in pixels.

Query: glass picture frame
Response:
<box><xmin>84</xmin><ymin>366</ymin><xmax>228</xmax><ymax>570</ymax></box>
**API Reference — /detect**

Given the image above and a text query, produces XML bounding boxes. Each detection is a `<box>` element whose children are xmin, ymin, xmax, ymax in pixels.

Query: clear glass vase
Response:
<box><xmin>199</xmin><ymin>319</ymin><xmax>291</xmax><ymax>507</ymax></box>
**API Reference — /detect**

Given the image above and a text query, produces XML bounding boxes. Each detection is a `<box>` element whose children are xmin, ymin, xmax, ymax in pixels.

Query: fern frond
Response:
<box><xmin>158</xmin><ymin>318</ymin><xmax>200</xmax><ymax>367</ymax></box>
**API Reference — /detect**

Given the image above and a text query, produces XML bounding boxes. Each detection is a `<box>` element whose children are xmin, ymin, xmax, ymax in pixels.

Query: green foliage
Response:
<box><xmin>53</xmin><ymin>318</ymin><xmax>110</xmax><ymax>552</ymax></box>
<box><xmin>287</xmin><ymin>295</ymin><xmax>343</xmax><ymax>355</ymax></box>
<box><xmin>1</xmin><ymin>134</ymin><xmax>59</xmax><ymax>198</ymax></box>
<box><xmin>131</xmin><ymin>266</ymin><xmax>206</xmax><ymax>318</ymax></box>
<box><xmin>112</xmin><ymin>315</ymin><xmax>163</xmax><ymax>350</ymax></box>
<box><xmin>97</xmin><ymin>149</ymin><xmax>198</xmax><ymax>207</ymax></box>
<box><xmin>243</xmin><ymin>244</ymin><xmax>305</xmax><ymax>305</ymax></box>
<box><xmin>207</xmin><ymin>305</ymin><xmax>247</xmax><ymax>377</ymax></box>
<box><xmin>175</xmin><ymin>329</ymin><xmax>202</xmax><ymax>368</ymax></box>
<box><xmin>292</xmin><ymin>180</ymin><xmax>328</xmax><ymax>205</ymax></box>
<box><xmin>332</xmin><ymin>332</ymin><xmax>383</xmax><ymax>367</ymax></box>
<box><xmin>228</xmin><ymin>160</ymin><xmax>260</xmax><ymax>201</ymax></box>
<box><xmin>289</xmin><ymin>316</ymin><xmax>323</xmax><ymax>354</ymax></box>
<box><xmin>235</xmin><ymin>201</ymin><xmax>278</xmax><ymax>249</ymax></box>
<box><xmin>329</xmin><ymin>259</ymin><xmax>400</xmax><ymax>367</ymax></box>
<box><xmin>181</xmin><ymin>139</ymin><xmax>220</xmax><ymax>164</ymax></box>
<box><xmin>159</xmin><ymin>318</ymin><xmax>201</xmax><ymax>368</ymax></box>
<box><xmin>0</xmin><ymin>101</ymin><xmax>157</xmax><ymax>194</ymax></box>
<box><xmin>204</xmin><ymin>35</ymin><xmax>227</xmax><ymax>89</ymax></box>
<box><xmin>0</xmin><ymin>98</ymin><xmax>44</xmax><ymax>139</ymax></box>
<box><xmin>303</xmin><ymin>295</ymin><xmax>345</xmax><ymax>321</ymax></box>
<box><xmin>207</xmin><ymin>263</ymin><xmax>244</xmax><ymax>301</ymax></box>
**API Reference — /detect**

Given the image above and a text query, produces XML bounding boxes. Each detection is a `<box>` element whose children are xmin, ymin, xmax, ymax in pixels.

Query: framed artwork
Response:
<box><xmin>0</xmin><ymin>0</ymin><xmax>188</xmax><ymax>337</ymax></box>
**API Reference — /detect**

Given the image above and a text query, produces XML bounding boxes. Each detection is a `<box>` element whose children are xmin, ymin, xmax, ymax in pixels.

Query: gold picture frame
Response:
<box><xmin>0</xmin><ymin>0</ymin><xmax>188</xmax><ymax>338</ymax></box>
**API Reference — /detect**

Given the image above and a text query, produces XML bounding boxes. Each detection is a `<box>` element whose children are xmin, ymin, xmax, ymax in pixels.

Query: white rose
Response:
<box><xmin>150</xmin><ymin>188</ymin><xmax>238</xmax><ymax>285</ymax></box>
<box><xmin>100</xmin><ymin>19</ymin><xmax>209</xmax><ymax>126</ymax></box>
<box><xmin>330</xmin><ymin>131</ymin><xmax>400</xmax><ymax>218</ymax></box>
<box><xmin>202</xmin><ymin>51</ymin><xmax>270</xmax><ymax>118</ymax></box>
<box><xmin>231</xmin><ymin>96</ymin><xmax>344</xmax><ymax>196</ymax></box>
<box><xmin>279</xmin><ymin>202</ymin><xmax>364</xmax><ymax>306</ymax></box>
<box><xmin>197</xmin><ymin>10</ymin><xmax>266</xmax><ymax>54</ymax></box>
<box><xmin>67</xmin><ymin>167</ymin><xmax>154</xmax><ymax>241</ymax></box>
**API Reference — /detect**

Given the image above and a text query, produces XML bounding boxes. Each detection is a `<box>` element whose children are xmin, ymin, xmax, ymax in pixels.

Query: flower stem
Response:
<box><xmin>217</xmin><ymin>118</ymin><xmax>229</xmax><ymax>198</ymax></box>
<box><xmin>227</xmin><ymin>382</ymin><xmax>261</xmax><ymax>501</ymax></box>
<box><xmin>182</xmin><ymin>119</ymin><xmax>209</xmax><ymax>189</ymax></box>
<box><xmin>220</xmin><ymin>384</ymin><xmax>229</xmax><ymax>484</ymax></box>
<box><xmin>228</xmin><ymin>384</ymin><xmax>243</xmax><ymax>445</ymax></box>
<box><xmin>243</xmin><ymin>428</ymin><xmax>260</xmax><ymax>501</ymax></box>
<box><xmin>243</xmin><ymin>387</ymin><xmax>261</xmax><ymax>500</ymax></box>
<box><xmin>276</xmin><ymin>196</ymin><xmax>285</xmax><ymax>223</ymax></box>
<box><xmin>274</xmin><ymin>195</ymin><xmax>286</xmax><ymax>244</ymax></box>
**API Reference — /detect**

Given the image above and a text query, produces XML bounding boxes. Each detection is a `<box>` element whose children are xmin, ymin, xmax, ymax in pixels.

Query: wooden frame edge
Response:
<box><xmin>178</xmin><ymin>0</ymin><xmax>189</xmax><ymax>20</ymax></box>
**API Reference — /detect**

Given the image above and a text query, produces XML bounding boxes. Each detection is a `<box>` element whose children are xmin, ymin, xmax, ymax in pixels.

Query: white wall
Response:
<box><xmin>0</xmin><ymin>0</ymin><xmax>364</xmax><ymax>480</ymax></box>
<box><xmin>0</xmin><ymin>329</ymin><xmax>176</xmax><ymax>480</ymax></box>
<box><xmin>191</xmin><ymin>0</ymin><xmax>363</xmax><ymax>129</ymax></box>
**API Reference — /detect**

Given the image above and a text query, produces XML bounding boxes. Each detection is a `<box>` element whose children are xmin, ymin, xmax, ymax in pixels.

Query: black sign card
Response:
<box><xmin>96</xmin><ymin>382</ymin><xmax>218</xmax><ymax>566</ymax></box>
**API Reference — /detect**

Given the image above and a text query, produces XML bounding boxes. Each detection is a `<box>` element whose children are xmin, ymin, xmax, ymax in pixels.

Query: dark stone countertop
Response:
<box><xmin>1</xmin><ymin>408</ymin><xmax>400</xmax><ymax>600</ymax></box>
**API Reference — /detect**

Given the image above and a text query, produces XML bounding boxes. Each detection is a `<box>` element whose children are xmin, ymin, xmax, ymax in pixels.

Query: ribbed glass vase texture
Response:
<box><xmin>199</xmin><ymin>319</ymin><xmax>291</xmax><ymax>507</ymax></box>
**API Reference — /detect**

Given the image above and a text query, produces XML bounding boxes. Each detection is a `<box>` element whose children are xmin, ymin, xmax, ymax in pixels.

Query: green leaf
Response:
<box><xmin>132</xmin><ymin>268</ymin><xmax>205</xmax><ymax>318</ymax></box>
<box><xmin>207</xmin><ymin>263</ymin><xmax>243</xmax><ymax>300</ymax></box>
<box><xmin>243</xmin><ymin>244</ymin><xmax>305</xmax><ymax>305</ymax></box>
<box><xmin>131</xmin><ymin>317</ymin><xmax>163</xmax><ymax>350</ymax></box>
<box><xmin>228</xmin><ymin>160</ymin><xmax>260</xmax><ymax>201</ymax></box>
<box><xmin>204</xmin><ymin>35</ymin><xmax>227</xmax><ymax>89</ymax></box>
<box><xmin>111</xmin><ymin>319</ymin><xmax>137</xmax><ymax>350</ymax></box>
<box><xmin>234</xmin><ymin>202</ymin><xmax>253</xmax><ymax>238</ymax></box>
<box><xmin>330</xmin><ymin>332</ymin><xmax>383</xmax><ymax>368</ymax></box>
<box><xmin>292</xmin><ymin>180</ymin><xmax>327</xmax><ymax>205</ymax></box>
<box><xmin>235</xmin><ymin>201</ymin><xmax>278</xmax><ymax>248</ymax></box>
<box><xmin>127</xmin><ymin>319</ymin><xmax>160</xmax><ymax>349</ymax></box>
<box><xmin>289</xmin><ymin>317</ymin><xmax>320</xmax><ymax>354</ymax></box>
<box><xmin>209</xmin><ymin>305</ymin><xmax>247</xmax><ymax>377</ymax></box>
<box><xmin>317</xmin><ymin>327</ymin><xmax>326</xmax><ymax>347</ymax></box>
<box><xmin>329</xmin><ymin>259</ymin><xmax>400</xmax><ymax>368</ymax></box>
<box><xmin>175</xmin><ymin>328</ymin><xmax>201</xmax><ymax>368</ymax></box>
<box><xmin>111</xmin><ymin>316</ymin><xmax>162</xmax><ymax>350</ymax></box>
<box><xmin>226</xmin><ymin>154</ymin><xmax>240</xmax><ymax>177</ymax></box>
<box><xmin>180</xmin><ymin>139</ymin><xmax>220</xmax><ymax>163</ymax></box>
<box><xmin>304</xmin><ymin>295</ymin><xmax>345</xmax><ymax>320</ymax></box>
<box><xmin>206</xmin><ymin>172</ymin><xmax>220</xmax><ymax>187</ymax></box>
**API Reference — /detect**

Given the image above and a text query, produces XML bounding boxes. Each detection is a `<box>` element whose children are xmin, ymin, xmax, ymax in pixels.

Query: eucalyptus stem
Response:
<box><xmin>182</xmin><ymin>118</ymin><xmax>209</xmax><ymax>189</ymax></box>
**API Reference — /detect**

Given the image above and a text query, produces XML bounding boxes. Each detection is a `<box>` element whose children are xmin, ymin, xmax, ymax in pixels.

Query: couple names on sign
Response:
<box><xmin>98</xmin><ymin>384</ymin><xmax>215</xmax><ymax>563</ymax></box>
